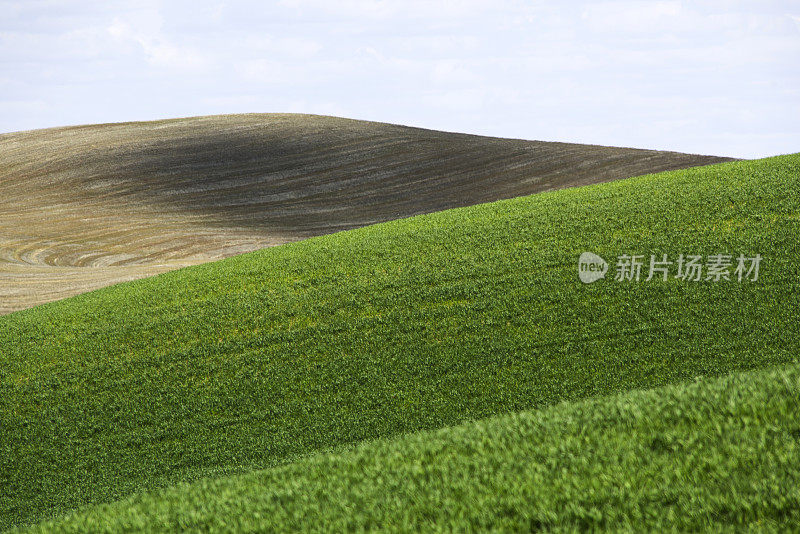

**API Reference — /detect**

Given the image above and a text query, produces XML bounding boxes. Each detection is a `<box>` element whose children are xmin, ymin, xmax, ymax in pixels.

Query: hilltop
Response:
<box><xmin>0</xmin><ymin>114</ymin><xmax>732</xmax><ymax>313</ymax></box>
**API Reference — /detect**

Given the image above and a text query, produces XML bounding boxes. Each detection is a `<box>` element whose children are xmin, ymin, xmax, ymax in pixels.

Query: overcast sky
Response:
<box><xmin>1</xmin><ymin>0</ymin><xmax>798</xmax><ymax>158</ymax></box>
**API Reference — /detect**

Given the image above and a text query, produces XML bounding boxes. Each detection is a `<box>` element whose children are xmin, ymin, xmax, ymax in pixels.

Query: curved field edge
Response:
<box><xmin>0</xmin><ymin>113</ymin><xmax>732</xmax><ymax>314</ymax></box>
<box><xmin>1</xmin><ymin>155</ymin><xmax>799</xmax><ymax>528</ymax></box>
<box><xmin>19</xmin><ymin>361</ymin><xmax>800</xmax><ymax>533</ymax></box>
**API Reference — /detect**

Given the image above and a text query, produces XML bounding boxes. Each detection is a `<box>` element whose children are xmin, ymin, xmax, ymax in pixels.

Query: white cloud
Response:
<box><xmin>235</xmin><ymin>59</ymin><xmax>293</xmax><ymax>84</ymax></box>
<box><xmin>241</xmin><ymin>35</ymin><xmax>322</xmax><ymax>59</ymax></box>
<box><xmin>276</xmin><ymin>0</ymin><xmax>498</xmax><ymax>20</ymax></box>
<box><xmin>0</xmin><ymin>0</ymin><xmax>797</xmax><ymax>158</ymax></box>
<box><xmin>431</xmin><ymin>60</ymin><xmax>479</xmax><ymax>85</ymax></box>
<box><xmin>107</xmin><ymin>15</ymin><xmax>207</xmax><ymax>69</ymax></box>
<box><xmin>581</xmin><ymin>1</ymin><xmax>684</xmax><ymax>32</ymax></box>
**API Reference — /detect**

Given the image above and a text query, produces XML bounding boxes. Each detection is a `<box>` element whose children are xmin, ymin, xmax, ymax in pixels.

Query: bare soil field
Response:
<box><xmin>0</xmin><ymin>113</ymin><xmax>733</xmax><ymax>313</ymax></box>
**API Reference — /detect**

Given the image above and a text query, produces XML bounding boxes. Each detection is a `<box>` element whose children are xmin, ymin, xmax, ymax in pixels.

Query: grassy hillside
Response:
<box><xmin>1</xmin><ymin>154</ymin><xmax>798</xmax><ymax>529</ymax></box>
<box><xmin>19</xmin><ymin>362</ymin><xmax>800</xmax><ymax>533</ymax></box>
<box><xmin>0</xmin><ymin>113</ymin><xmax>731</xmax><ymax>313</ymax></box>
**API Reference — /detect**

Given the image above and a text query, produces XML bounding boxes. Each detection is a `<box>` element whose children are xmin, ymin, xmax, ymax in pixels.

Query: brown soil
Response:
<box><xmin>0</xmin><ymin>113</ymin><xmax>734</xmax><ymax>314</ymax></box>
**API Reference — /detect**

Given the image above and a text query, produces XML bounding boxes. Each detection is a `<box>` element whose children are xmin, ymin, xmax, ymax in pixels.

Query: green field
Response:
<box><xmin>21</xmin><ymin>362</ymin><xmax>800</xmax><ymax>532</ymax></box>
<box><xmin>2</xmin><ymin>154</ymin><xmax>799</xmax><ymax>531</ymax></box>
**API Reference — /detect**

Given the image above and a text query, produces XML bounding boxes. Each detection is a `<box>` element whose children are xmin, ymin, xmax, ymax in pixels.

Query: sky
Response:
<box><xmin>1</xmin><ymin>0</ymin><xmax>798</xmax><ymax>158</ymax></box>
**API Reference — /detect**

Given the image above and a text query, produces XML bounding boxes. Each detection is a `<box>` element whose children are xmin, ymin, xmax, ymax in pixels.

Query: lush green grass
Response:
<box><xmin>18</xmin><ymin>360</ymin><xmax>800</xmax><ymax>533</ymax></box>
<box><xmin>2</xmin><ymin>154</ymin><xmax>798</xmax><ymax>529</ymax></box>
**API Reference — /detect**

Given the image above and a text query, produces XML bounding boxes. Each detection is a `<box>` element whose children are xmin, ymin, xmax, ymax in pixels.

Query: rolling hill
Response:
<box><xmin>0</xmin><ymin>114</ymin><xmax>732</xmax><ymax>313</ymax></box>
<box><xmin>21</xmin><ymin>362</ymin><xmax>800</xmax><ymax>532</ymax></box>
<box><xmin>2</xmin><ymin>153</ymin><xmax>797</xmax><ymax>530</ymax></box>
